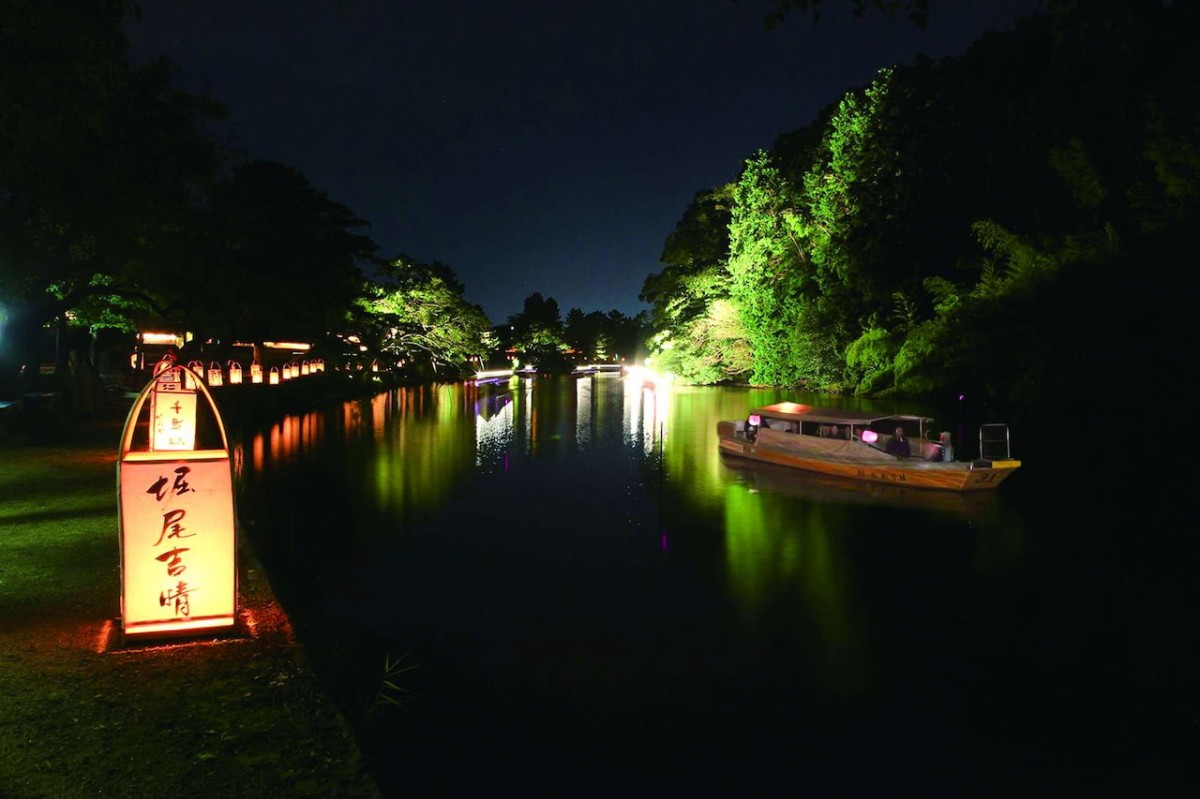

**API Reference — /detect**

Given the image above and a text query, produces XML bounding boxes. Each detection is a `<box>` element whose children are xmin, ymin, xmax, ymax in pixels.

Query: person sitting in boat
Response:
<box><xmin>885</xmin><ymin>426</ymin><xmax>911</xmax><ymax>458</ymax></box>
<box><xmin>936</xmin><ymin>431</ymin><xmax>954</xmax><ymax>462</ymax></box>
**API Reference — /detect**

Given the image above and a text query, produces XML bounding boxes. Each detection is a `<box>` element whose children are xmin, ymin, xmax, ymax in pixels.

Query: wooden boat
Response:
<box><xmin>717</xmin><ymin>401</ymin><xmax>1020</xmax><ymax>491</ymax></box>
<box><xmin>718</xmin><ymin>454</ymin><xmax>1003</xmax><ymax>518</ymax></box>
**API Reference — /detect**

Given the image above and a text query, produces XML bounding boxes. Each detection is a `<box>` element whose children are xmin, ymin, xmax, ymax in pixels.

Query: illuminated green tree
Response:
<box><xmin>727</xmin><ymin>150</ymin><xmax>831</xmax><ymax>386</ymax></box>
<box><xmin>641</xmin><ymin>186</ymin><xmax>747</xmax><ymax>382</ymax></box>
<box><xmin>649</xmin><ymin>282</ymin><xmax>753</xmax><ymax>384</ymax></box>
<box><xmin>359</xmin><ymin>257</ymin><xmax>490</xmax><ymax>375</ymax></box>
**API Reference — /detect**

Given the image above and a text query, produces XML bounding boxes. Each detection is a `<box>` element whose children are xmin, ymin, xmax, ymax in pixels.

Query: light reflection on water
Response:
<box><xmin>234</xmin><ymin>376</ymin><xmax>1190</xmax><ymax>796</ymax></box>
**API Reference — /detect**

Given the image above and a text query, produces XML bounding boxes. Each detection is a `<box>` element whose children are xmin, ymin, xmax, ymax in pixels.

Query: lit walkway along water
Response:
<box><xmin>234</xmin><ymin>374</ymin><xmax>1191</xmax><ymax>796</ymax></box>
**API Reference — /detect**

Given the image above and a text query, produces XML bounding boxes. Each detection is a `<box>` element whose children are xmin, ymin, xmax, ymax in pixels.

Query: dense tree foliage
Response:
<box><xmin>642</xmin><ymin>0</ymin><xmax>1199</xmax><ymax>421</ymax></box>
<box><xmin>0</xmin><ymin>3</ymin><xmax>493</xmax><ymax>397</ymax></box>
<box><xmin>358</xmin><ymin>257</ymin><xmax>491</xmax><ymax>377</ymax></box>
<box><xmin>505</xmin><ymin>292</ymin><xmax>567</xmax><ymax>368</ymax></box>
<box><xmin>640</xmin><ymin>187</ymin><xmax>751</xmax><ymax>383</ymax></box>
<box><xmin>1</xmin><ymin>0</ymin><xmax>224</xmax><ymax>392</ymax></box>
<box><xmin>502</xmin><ymin>293</ymin><xmax>648</xmax><ymax>371</ymax></box>
<box><xmin>187</xmin><ymin>160</ymin><xmax>378</xmax><ymax>347</ymax></box>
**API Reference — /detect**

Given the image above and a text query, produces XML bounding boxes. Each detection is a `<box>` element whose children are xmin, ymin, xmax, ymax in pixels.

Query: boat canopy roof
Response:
<box><xmin>749</xmin><ymin>402</ymin><xmax>933</xmax><ymax>427</ymax></box>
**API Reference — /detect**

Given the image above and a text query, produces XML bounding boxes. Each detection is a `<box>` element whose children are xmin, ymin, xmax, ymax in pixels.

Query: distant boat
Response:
<box><xmin>472</xmin><ymin>368</ymin><xmax>515</xmax><ymax>385</ymax></box>
<box><xmin>572</xmin><ymin>363</ymin><xmax>624</xmax><ymax>376</ymax></box>
<box><xmin>717</xmin><ymin>402</ymin><xmax>1020</xmax><ymax>492</ymax></box>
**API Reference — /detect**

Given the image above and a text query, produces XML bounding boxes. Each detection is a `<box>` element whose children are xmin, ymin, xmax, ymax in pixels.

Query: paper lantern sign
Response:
<box><xmin>250</xmin><ymin>361</ymin><xmax>263</xmax><ymax>384</ymax></box>
<box><xmin>117</xmin><ymin>363</ymin><xmax>237</xmax><ymax>640</ymax></box>
<box><xmin>207</xmin><ymin>361</ymin><xmax>223</xmax><ymax>387</ymax></box>
<box><xmin>149</xmin><ymin>362</ymin><xmax>196</xmax><ymax>451</ymax></box>
<box><xmin>228</xmin><ymin>361</ymin><xmax>243</xmax><ymax>385</ymax></box>
<box><xmin>269</xmin><ymin>366</ymin><xmax>280</xmax><ymax>385</ymax></box>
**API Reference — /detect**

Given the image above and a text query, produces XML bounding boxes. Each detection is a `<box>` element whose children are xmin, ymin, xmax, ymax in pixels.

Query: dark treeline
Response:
<box><xmin>0</xmin><ymin>1</ymin><xmax>638</xmax><ymax>407</ymax></box>
<box><xmin>5</xmin><ymin>1</ymin><xmax>1197</xmax><ymax>416</ymax></box>
<box><xmin>642</xmin><ymin>0</ymin><xmax>1199</xmax><ymax>426</ymax></box>
<box><xmin>495</xmin><ymin>292</ymin><xmax>649</xmax><ymax>372</ymax></box>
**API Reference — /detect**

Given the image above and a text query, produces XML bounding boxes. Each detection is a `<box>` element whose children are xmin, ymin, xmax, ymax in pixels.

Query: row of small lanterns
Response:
<box><xmin>182</xmin><ymin>359</ymin><xmax>327</xmax><ymax>387</ymax></box>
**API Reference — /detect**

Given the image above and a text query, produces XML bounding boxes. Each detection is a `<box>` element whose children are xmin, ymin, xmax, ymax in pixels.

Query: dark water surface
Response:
<box><xmin>236</xmin><ymin>376</ymin><xmax>1197</xmax><ymax>797</ymax></box>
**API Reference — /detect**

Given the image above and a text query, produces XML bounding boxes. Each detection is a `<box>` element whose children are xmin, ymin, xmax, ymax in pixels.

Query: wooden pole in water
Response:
<box><xmin>658</xmin><ymin>421</ymin><xmax>664</xmax><ymax>533</ymax></box>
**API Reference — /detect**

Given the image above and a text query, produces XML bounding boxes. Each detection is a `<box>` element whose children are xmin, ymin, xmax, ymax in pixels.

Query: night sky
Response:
<box><xmin>123</xmin><ymin>0</ymin><xmax>1039</xmax><ymax>324</ymax></box>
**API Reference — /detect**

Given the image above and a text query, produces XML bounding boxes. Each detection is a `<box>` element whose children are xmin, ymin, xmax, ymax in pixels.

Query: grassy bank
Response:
<box><xmin>0</xmin><ymin>393</ymin><xmax>382</xmax><ymax>797</ymax></box>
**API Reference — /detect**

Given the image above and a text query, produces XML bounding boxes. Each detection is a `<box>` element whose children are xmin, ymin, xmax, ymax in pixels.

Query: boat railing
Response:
<box><xmin>979</xmin><ymin>423</ymin><xmax>1013</xmax><ymax>460</ymax></box>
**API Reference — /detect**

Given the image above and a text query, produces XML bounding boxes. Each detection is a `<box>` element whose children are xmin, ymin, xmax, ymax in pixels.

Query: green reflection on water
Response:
<box><xmin>359</xmin><ymin>386</ymin><xmax>478</xmax><ymax>523</ymax></box>
<box><xmin>644</xmin><ymin>383</ymin><xmax>875</xmax><ymax>696</ymax></box>
<box><xmin>721</xmin><ymin>482</ymin><xmax>870</xmax><ymax>697</ymax></box>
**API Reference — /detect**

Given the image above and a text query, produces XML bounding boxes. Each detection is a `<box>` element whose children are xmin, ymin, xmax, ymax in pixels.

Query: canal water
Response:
<box><xmin>235</xmin><ymin>375</ymin><xmax>1196</xmax><ymax>797</ymax></box>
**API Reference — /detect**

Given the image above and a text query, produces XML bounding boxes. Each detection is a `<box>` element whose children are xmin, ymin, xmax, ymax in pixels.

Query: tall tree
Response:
<box><xmin>359</xmin><ymin>257</ymin><xmax>491</xmax><ymax>375</ymax></box>
<box><xmin>641</xmin><ymin>186</ymin><xmax>749</xmax><ymax>383</ymax></box>
<box><xmin>727</xmin><ymin>150</ymin><xmax>828</xmax><ymax>386</ymax></box>
<box><xmin>506</xmin><ymin>293</ymin><xmax>569</xmax><ymax>370</ymax></box>
<box><xmin>564</xmin><ymin>308</ymin><xmax>608</xmax><ymax>360</ymax></box>
<box><xmin>642</xmin><ymin>186</ymin><xmax>733</xmax><ymax>330</ymax></box>
<box><xmin>189</xmin><ymin>161</ymin><xmax>377</xmax><ymax>350</ymax></box>
<box><xmin>0</xmin><ymin>0</ymin><xmax>224</xmax><ymax>391</ymax></box>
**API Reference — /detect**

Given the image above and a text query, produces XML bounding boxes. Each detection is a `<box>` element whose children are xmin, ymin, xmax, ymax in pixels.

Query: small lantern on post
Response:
<box><xmin>207</xmin><ymin>361</ymin><xmax>223</xmax><ymax>387</ymax></box>
<box><xmin>227</xmin><ymin>360</ymin><xmax>243</xmax><ymax>385</ymax></box>
<box><xmin>269</xmin><ymin>366</ymin><xmax>280</xmax><ymax>385</ymax></box>
<box><xmin>250</xmin><ymin>360</ymin><xmax>263</xmax><ymax>384</ymax></box>
<box><xmin>301</xmin><ymin>360</ymin><xmax>310</xmax><ymax>376</ymax></box>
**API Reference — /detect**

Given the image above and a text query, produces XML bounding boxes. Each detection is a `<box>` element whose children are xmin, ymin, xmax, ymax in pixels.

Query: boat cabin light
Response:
<box><xmin>861</xmin><ymin>429</ymin><xmax>879</xmax><ymax>444</ymax></box>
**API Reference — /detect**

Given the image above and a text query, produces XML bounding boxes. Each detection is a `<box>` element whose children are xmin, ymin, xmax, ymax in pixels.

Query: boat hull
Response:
<box><xmin>717</xmin><ymin>434</ymin><xmax>1018</xmax><ymax>492</ymax></box>
<box><xmin>719</xmin><ymin>453</ymin><xmax>1003</xmax><ymax>517</ymax></box>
